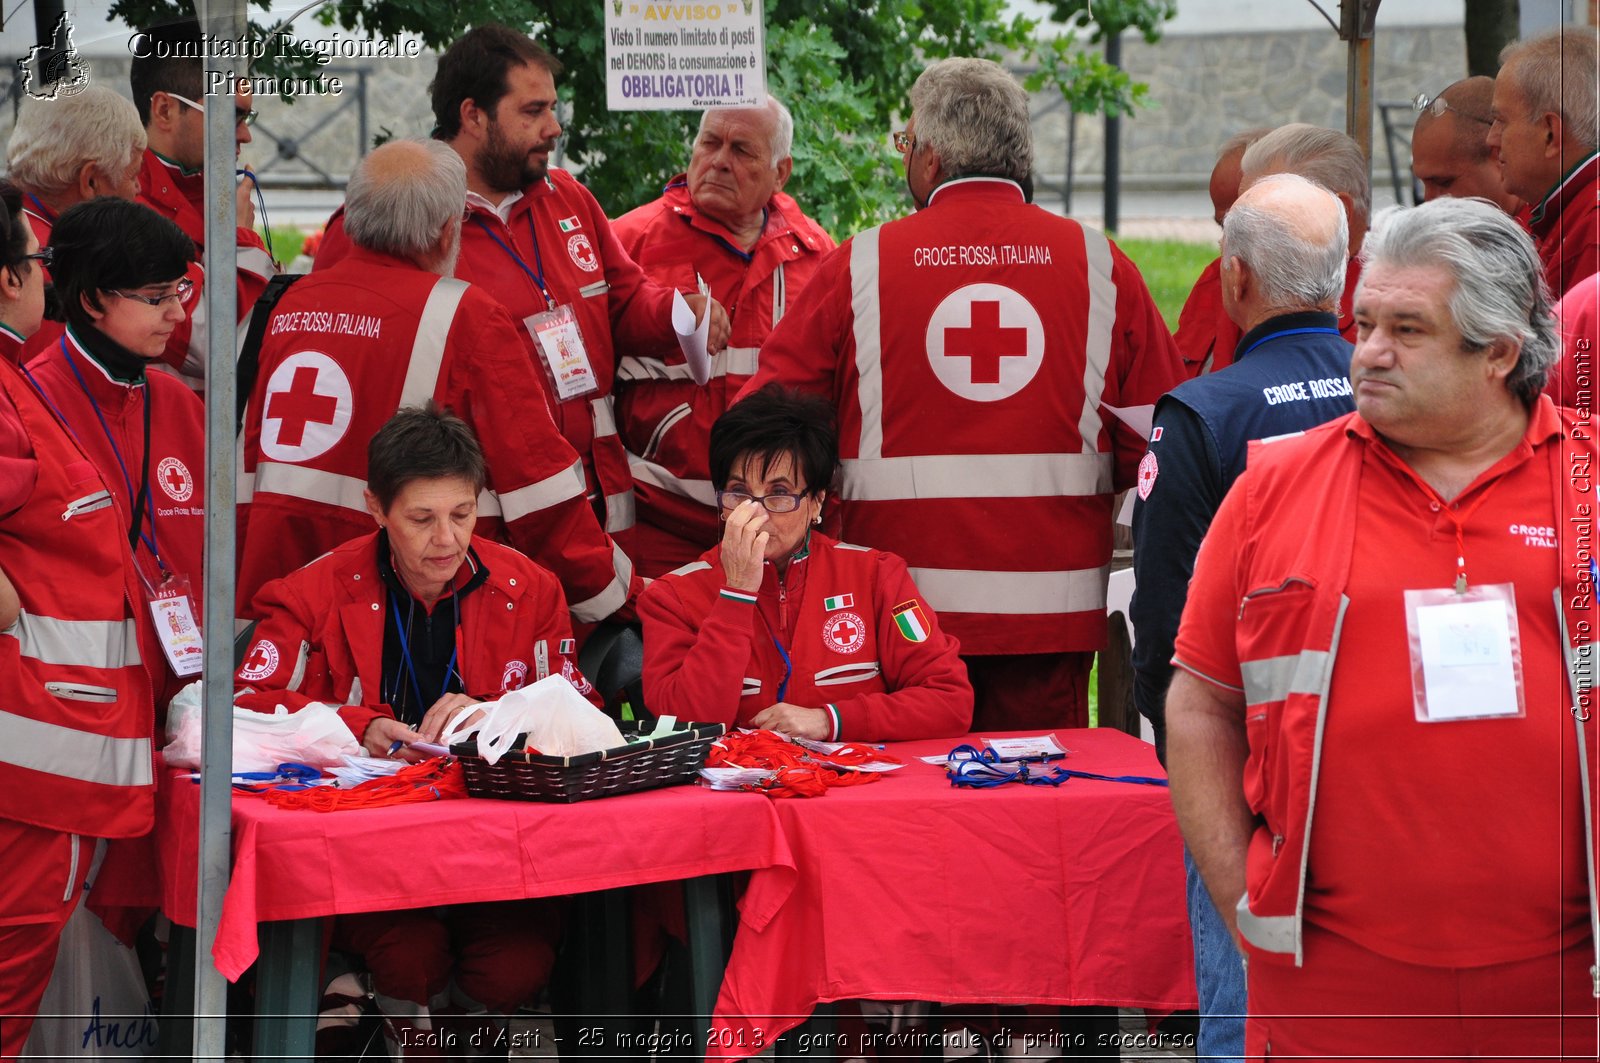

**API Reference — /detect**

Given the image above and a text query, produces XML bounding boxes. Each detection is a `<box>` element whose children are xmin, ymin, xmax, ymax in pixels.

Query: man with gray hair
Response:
<box><xmin>1130</xmin><ymin>173</ymin><xmax>1356</xmax><ymax>1063</ymax></box>
<box><xmin>611</xmin><ymin>96</ymin><xmax>836</xmax><ymax>575</ymax></box>
<box><xmin>237</xmin><ymin>139</ymin><xmax>639</xmax><ymax>632</ymax></box>
<box><xmin>1168</xmin><ymin>195</ymin><xmax>1593</xmax><ymax>1055</ymax></box>
<box><xmin>746</xmin><ymin>57</ymin><xmax>1184</xmax><ymax>730</ymax></box>
<box><xmin>1490</xmin><ymin>25</ymin><xmax>1600</xmax><ymax>298</ymax></box>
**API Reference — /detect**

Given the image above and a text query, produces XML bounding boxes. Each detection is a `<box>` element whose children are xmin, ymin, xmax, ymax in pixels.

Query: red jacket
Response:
<box><xmin>743</xmin><ymin>177</ymin><xmax>1186</xmax><ymax>655</ymax></box>
<box><xmin>24</xmin><ymin>328</ymin><xmax>207</xmax><ymax>716</ymax></box>
<box><xmin>137</xmin><ymin>149</ymin><xmax>275</xmax><ymax>387</ymax></box>
<box><xmin>639</xmin><ymin>533</ymin><xmax>972</xmax><ymax>742</ymax></box>
<box><xmin>0</xmin><ymin>357</ymin><xmax>154</xmax><ymax>838</ymax></box>
<box><xmin>1173</xmin><ymin>255</ymin><xmax>1361</xmax><ymax>378</ymax></box>
<box><xmin>236</xmin><ymin>246</ymin><xmax>640</xmax><ymax>624</ymax></box>
<box><xmin>237</xmin><ymin>532</ymin><xmax>592</xmax><ymax>744</ymax></box>
<box><xmin>611</xmin><ymin>177</ymin><xmax>835</xmax><ymax>575</ymax></box>
<box><xmin>1176</xmin><ymin>403</ymin><xmax>1595</xmax><ymax>965</ymax></box>
<box><xmin>316</xmin><ymin>168</ymin><xmax>682</xmax><ymax>543</ymax></box>
<box><xmin>1530</xmin><ymin>152</ymin><xmax>1600</xmax><ymax>301</ymax></box>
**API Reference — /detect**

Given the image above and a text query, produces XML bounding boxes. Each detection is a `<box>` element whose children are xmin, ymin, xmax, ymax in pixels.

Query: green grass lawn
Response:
<box><xmin>1116</xmin><ymin>237</ymin><xmax>1217</xmax><ymax>332</ymax></box>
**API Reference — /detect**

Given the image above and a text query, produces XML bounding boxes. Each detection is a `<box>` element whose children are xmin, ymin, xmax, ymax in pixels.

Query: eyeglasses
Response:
<box><xmin>109</xmin><ymin>277</ymin><xmax>194</xmax><ymax>307</ymax></box>
<box><xmin>892</xmin><ymin>129</ymin><xmax>915</xmax><ymax>153</ymax></box>
<box><xmin>22</xmin><ymin>247</ymin><xmax>51</xmax><ymax>268</ymax></box>
<box><xmin>1411</xmin><ymin>92</ymin><xmax>1492</xmax><ymax>126</ymax></box>
<box><xmin>163</xmin><ymin>91</ymin><xmax>258</xmax><ymax>128</ymax></box>
<box><xmin>717</xmin><ymin>489</ymin><xmax>807</xmax><ymax>514</ymax></box>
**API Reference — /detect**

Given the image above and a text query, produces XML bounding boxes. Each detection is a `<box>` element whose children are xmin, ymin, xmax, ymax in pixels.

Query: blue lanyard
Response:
<box><xmin>24</xmin><ymin>193</ymin><xmax>54</xmax><ymax>224</ymax></box>
<box><xmin>472</xmin><ymin>215</ymin><xmax>555</xmax><ymax>309</ymax></box>
<box><xmin>945</xmin><ymin>744</ymin><xmax>1169</xmax><ymax>789</ymax></box>
<box><xmin>388</xmin><ymin>590</ymin><xmax>461</xmax><ymax>724</ymax></box>
<box><xmin>1237</xmin><ymin>326</ymin><xmax>1342</xmax><ymax>362</ymax></box>
<box><xmin>771</xmin><ymin>634</ymin><xmax>792</xmax><ymax>703</ymax></box>
<box><xmin>30</xmin><ymin>336</ymin><xmax>160</xmax><ymax>563</ymax></box>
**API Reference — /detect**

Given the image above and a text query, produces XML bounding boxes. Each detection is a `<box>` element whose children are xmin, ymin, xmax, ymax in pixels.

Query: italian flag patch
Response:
<box><xmin>891</xmin><ymin>600</ymin><xmax>929</xmax><ymax>643</ymax></box>
<box><xmin>558</xmin><ymin>216</ymin><xmax>581</xmax><ymax>232</ymax></box>
<box><xmin>558</xmin><ymin>638</ymin><xmax>576</xmax><ymax>654</ymax></box>
<box><xmin>822</xmin><ymin>593</ymin><xmax>854</xmax><ymax>611</ymax></box>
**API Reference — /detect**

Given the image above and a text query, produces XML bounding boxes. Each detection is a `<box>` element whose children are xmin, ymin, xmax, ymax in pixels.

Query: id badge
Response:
<box><xmin>523</xmin><ymin>304</ymin><xmax>600</xmax><ymax>402</ymax></box>
<box><xmin>1403</xmin><ymin>583</ymin><xmax>1524</xmax><ymax>722</ymax></box>
<box><xmin>146</xmin><ymin>573</ymin><xmax>204</xmax><ymax>677</ymax></box>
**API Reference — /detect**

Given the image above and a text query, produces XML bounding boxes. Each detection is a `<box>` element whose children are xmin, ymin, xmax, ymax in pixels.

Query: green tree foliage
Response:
<box><xmin>107</xmin><ymin>0</ymin><xmax>1172</xmax><ymax>237</ymax></box>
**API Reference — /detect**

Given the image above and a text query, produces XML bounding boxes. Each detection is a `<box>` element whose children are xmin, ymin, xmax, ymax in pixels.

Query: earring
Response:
<box><xmin>812</xmin><ymin>514</ymin><xmax>821</xmax><ymax>525</ymax></box>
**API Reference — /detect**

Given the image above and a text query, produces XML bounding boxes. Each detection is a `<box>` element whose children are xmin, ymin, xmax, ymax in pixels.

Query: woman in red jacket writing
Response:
<box><xmin>640</xmin><ymin>384</ymin><xmax>972</xmax><ymax>741</ymax></box>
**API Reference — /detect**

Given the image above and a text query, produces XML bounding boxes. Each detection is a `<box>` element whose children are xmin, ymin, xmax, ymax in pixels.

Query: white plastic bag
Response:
<box><xmin>162</xmin><ymin>681</ymin><xmax>361</xmax><ymax>773</ymax></box>
<box><xmin>439</xmin><ymin>674</ymin><xmax>624</xmax><ymax>764</ymax></box>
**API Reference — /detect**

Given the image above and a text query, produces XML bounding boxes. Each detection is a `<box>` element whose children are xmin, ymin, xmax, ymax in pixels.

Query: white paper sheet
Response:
<box><xmin>672</xmin><ymin>290</ymin><xmax>712</xmax><ymax>386</ymax></box>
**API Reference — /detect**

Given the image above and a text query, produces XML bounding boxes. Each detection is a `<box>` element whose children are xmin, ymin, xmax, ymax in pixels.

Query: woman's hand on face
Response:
<box><xmin>361</xmin><ymin>715</ymin><xmax>425</xmax><ymax>761</ymax></box>
<box><xmin>720</xmin><ymin>498</ymin><xmax>769</xmax><ymax>593</ymax></box>
<box><xmin>417</xmin><ymin>693</ymin><xmax>485</xmax><ymax>744</ymax></box>
<box><xmin>749</xmin><ymin>702</ymin><xmax>831</xmax><ymax>740</ymax></box>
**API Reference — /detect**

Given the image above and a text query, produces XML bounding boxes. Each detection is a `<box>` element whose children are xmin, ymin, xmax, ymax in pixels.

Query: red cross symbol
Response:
<box><xmin>944</xmin><ymin>300</ymin><xmax>1029</xmax><ymax>384</ymax></box>
<box><xmin>243</xmin><ymin>644</ymin><xmax>272</xmax><ymax>673</ymax></box>
<box><xmin>163</xmin><ymin>464</ymin><xmax>188</xmax><ymax>495</ymax></box>
<box><xmin>832</xmin><ymin>618</ymin><xmax>858</xmax><ymax>643</ymax></box>
<box><xmin>267</xmin><ymin>365</ymin><xmax>339</xmax><ymax>447</ymax></box>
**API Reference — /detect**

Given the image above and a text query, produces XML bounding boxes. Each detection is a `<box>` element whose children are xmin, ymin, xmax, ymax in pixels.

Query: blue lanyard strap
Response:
<box><xmin>388</xmin><ymin>590</ymin><xmax>461</xmax><ymax>725</ymax></box>
<box><xmin>771</xmin><ymin>634</ymin><xmax>792</xmax><ymax>703</ymax></box>
<box><xmin>944</xmin><ymin>744</ymin><xmax>1169</xmax><ymax>789</ymax></box>
<box><xmin>472</xmin><ymin>215</ymin><xmax>555</xmax><ymax>309</ymax></box>
<box><xmin>1237</xmin><ymin>326</ymin><xmax>1342</xmax><ymax>361</ymax></box>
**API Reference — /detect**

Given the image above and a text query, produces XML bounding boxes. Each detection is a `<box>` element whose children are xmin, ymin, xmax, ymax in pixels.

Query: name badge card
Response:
<box><xmin>148</xmin><ymin>573</ymin><xmax>204</xmax><ymax>677</ymax></box>
<box><xmin>524</xmin><ymin>304</ymin><xmax>599</xmax><ymax>402</ymax></box>
<box><xmin>1404</xmin><ymin>583</ymin><xmax>1524</xmax><ymax>722</ymax></box>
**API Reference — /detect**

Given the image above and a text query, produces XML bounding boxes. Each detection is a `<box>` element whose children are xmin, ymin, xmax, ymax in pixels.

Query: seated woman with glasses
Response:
<box><xmin>22</xmin><ymin>196</ymin><xmax>206</xmax><ymax>725</ymax></box>
<box><xmin>640</xmin><ymin>384</ymin><xmax>972</xmax><ymax>741</ymax></box>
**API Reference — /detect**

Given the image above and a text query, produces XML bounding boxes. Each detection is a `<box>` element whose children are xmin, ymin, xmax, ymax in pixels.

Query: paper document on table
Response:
<box><xmin>984</xmin><ymin>734</ymin><xmax>1070</xmax><ymax>760</ymax></box>
<box><xmin>672</xmin><ymin>290</ymin><xmax>712</xmax><ymax>386</ymax></box>
<box><xmin>1104</xmin><ymin>403</ymin><xmax>1156</xmax><ymax>440</ymax></box>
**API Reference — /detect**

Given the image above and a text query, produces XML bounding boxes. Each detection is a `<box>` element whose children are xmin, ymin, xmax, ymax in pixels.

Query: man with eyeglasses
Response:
<box><xmin>1410</xmin><ymin>77</ymin><xmax>1525</xmax><ymax>218</ymax></box>
<box><xmin>743</xmin><ymin>58</ymin><xmax>1185</xmax><ymax>733</ymax></box>
<box><xmin>1488</xmin><ymin>26</ymin><xmax>1600</xmax><ymax>301</ymax></box>
<box><xmin>130</xmin><ymin>18</ymin><xmax>275</xmax><ymax>390</ymax></box>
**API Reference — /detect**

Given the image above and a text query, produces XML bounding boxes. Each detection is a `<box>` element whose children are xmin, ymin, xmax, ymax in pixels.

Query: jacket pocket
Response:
<box><xmin>641</xmin><ymin>403</ymin><xmax>693</xmax><ymax>463</ymax></box>
<box><xmin>1236</xmin><ymin>576</ymin><xmax>1319</xmax><ymax>827</ymax></box>
<box><xmin>61</xmin><ymin>490</ymin><xmax>113</xmax><ymax>521</ymax></box>
<box><xmin>46</xmin><ymin>681</ymin><xmax>118</xmax><ymax>703</ymax></box>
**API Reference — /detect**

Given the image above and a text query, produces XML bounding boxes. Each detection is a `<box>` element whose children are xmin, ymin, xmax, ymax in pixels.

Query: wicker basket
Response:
<box><xmin>450</xmin><ymin>722</ymin><xmax>726</xmax><ymax>803</ymax></box>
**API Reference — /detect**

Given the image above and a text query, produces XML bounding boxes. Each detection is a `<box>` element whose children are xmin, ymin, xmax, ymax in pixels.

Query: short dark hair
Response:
<box><xmin>430</xmin><ymin>24</ymin><xmax>562</xmax><ymax>140</ymax></box>
<box><xmin>0</xmin><ymin>182</ymin><xmax>34</xmax><ymax>279</ymax></box>
<box><xmin>710</xmin><ymin>384</ymin><xmax>838</xmax><ymax>497</ymax></box>
<box><xmin>49</xmin><ymin>198</ymin><xmax>194</xmax><ymax>331</ymax></box>
<box><xmin>367</xmin><ymin>402</ymin><xmax>488</xmax><ymax>511</ymax></box>
<box><xmin>129</xmin><ymin>19</ymin><xmax>205</xmax><ymax>126</ymax></box>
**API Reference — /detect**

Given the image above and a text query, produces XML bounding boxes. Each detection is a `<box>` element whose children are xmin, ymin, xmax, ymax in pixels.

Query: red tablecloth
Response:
<box><xmin>105</xmin><ymin>772</ymin><xmax>790</xmax><ymax>980</ymax></box>
<box><xmin>710</xmin><ymin>729</ymin><xmax>1196</xmax><ymax>1057</ymax></box>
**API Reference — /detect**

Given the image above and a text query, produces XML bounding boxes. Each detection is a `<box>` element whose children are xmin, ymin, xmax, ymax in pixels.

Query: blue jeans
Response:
<box><xmin>1185</xmin><ymin>847</ymin><xmax>1245</xmax><ymax>1063</ymax></box>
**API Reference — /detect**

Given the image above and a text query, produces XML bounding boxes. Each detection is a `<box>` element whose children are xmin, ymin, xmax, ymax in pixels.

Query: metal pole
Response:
<box><xmin>195</xmin><ymin>0</ymin><xmax>244</xmax><ymax>1057</ymax></box>
<box><xmin>1103</xmin><ymin>30</ymin><xmax>1121</xmax><ymax>234</ymax></box>
<box><xmin>1341</xmin><ymin>0</ymin><xmax>1380</xmax><ymax>164</ymax></box>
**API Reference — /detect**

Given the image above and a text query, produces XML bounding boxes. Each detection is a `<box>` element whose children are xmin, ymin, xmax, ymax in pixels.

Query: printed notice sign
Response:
<box><xmin>605</xmin><ymin>0</ymin><xmax>766</xmax><ymax>111</ymax></box>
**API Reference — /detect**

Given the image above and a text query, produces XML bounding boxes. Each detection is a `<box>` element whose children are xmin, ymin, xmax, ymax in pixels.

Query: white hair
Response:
<box><xmin>1360</xmin><ymin>197</ymin><xmax>1557</xmax><ymax>404</ymax></box>
<box><xmin>1241</xmin><ymin>123</ymin><xmax>1371</xmax><ymax>223</ymax></box>
<box><xmin>698</xmin><ymin>95</ymin><xmax>793</xmax><ymax>166</ymax></box>
<box><xmin>1222</xmin><ymin>173</ymin><xmax>1348</xmax><ymax>311</ymax></box>
<box><xmin>1500</xmin><ymin>27</ymin><xmax>1600</xmax><ymax>154</ymax></box>
<box><xmin>7</xmin><ymin>87</ymin><xmax>146</xmax><ymax>201</ymax></box>
<box><xmin>345</xmin><ymin>140</ymin><xmax>467</xmax><ymax>262</ymax></box>
<box><xmin>909</xmin><ymin>57</ymin><xmax>1033</xmax><ymax>184</ymax></box>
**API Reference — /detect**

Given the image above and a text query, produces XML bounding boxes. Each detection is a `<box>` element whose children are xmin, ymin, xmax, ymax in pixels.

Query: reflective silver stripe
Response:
<box><xmin>642</xmin><ymin>404</ymin><xmax>692</xmax><ymax>462</ymax></box>
<box><xmin>592</xmin><ymin>394</ymin><xmax>618</xmax><ymax>438</ymax></box>
<box><xmin>400</xmin><ymin>278</ymin><xmax>468</xmax><ymax>407</ymax></box>
<box><xmin>1239</xmin><ymin>651</ymin><xmax>1331</xmax><ymax>708</ymax></box>
<box><xmin>617</xmin><ymin>346</ymin><xmax>761</xmax><ymax>383</ymax></box>
<box><xmin>841</xmin><ymin>452</ymin><xmax>1111</xmax><ymax>501</ymax></box>
<box><xmin>253</xmin><ymin>462</ymin><xmax>367</xmax><ymax>514</ymax></box>
<box><xmin>63</xmin><ymin>834</ymin><xmax>80</xmax><ymax>902</ymax></box>
<box><xmin>741</xmin><ymin>677</ymin><xmax>762</xmax><ymax>697</ymax></box>
<box><xmin>569</xmin><ymin>543</ymin><xmax>634</xmax><ymax>622</ymax></box>
<box><xmin>0</xmin><ymin>708</ymin><xmax>152</xmax><ymax>788</ymax></box>
<box><xmin>669</xmin><ymin>560</ymin><xmax>713</xmax><ymax>577</ymax></box>
<box><xmin>579</xmin><ymin>281</ymin><xmax>610</xmax><ymax>299</ymax></box>
<box><xmin>348</xmin><ymin>676</ymin><xmax>362</xmax><ymax>705</ymax></box>
<box><xmin>495</xmin><ymin>460</ymin><xmax>587</xmax><ymax>522</ymax></box>
<box><xmin>535</xmin><ymin>639</ymin><xmax>549</xmax><ymax>681</ymax></box>
<box><xmin>237</xmin><ymin>245</ymin><xmax>276</xmax><ymax>282</ymax></box>
<box><xmin>907</xmin><ymin>565</ymin><xmax>1108</xmax><ymax>615</ymax></box>
<box><xmin>850</xmin><ymin>228</ymin><xmax>885</xmax><ymax>460</ymax></box>
<box><xmin>6</xmin><ymin>613</ymin><xmax>142</xmax><ymax>669</ymax></box>
<box><xmin>813</xmin><ymin>662</ymin><xmax>881</xmax><ymax>686</ymax></box>
<box><xmin>1078</xmin><ymin>227</ymin><xmax>1116</xmax><ymax>452</ymax></box>
<box><xmin>835</xmin><ymin>542</ymin><xmax>872</xmax><ymax>552</ymax></box>
<box><xmin>1235</xmin><ymin>895</ymin><xmax>1297</xmax><ymax>953</ymax></box>
<box><xmin>1292</xmin><ymin>594</ymin><xmax>1349</xmax><ymax>965</ymax></box>
<box><xmin>606</xmin><ymin>490</ymin><xmax>636</xmax><ymax>533</ymax></box>
<box><xmin>287</xmin><ymin>641</ymin><xmax>310</xmax><ymax>694</ymax></box>
<box><xmin>773</xmin><ymin>262</ymin><xmax>786</xmax><ymax>324</ymax></box>
<box><xmin>235</xmin><ymin>430</ymin><xmax>253</xmax><ymax>504</ymax></box>
<box><xmin>629</xmin><ymin>454</ymin><xmax>717</xmax><ymax>506</ymax></box>
<box><xmin>181</xmin><ymin>289</ymin><xmax>208</xmax><ymax>381</ymax></box>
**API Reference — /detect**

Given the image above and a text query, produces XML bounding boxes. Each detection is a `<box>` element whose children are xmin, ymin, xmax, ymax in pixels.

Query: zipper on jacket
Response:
<box><xmin>64</xmin><ymin>834</ymin><xmax>80</xmax><ymax>902</ymax></box>
<box><xmin>61</xmin><ymin>490</ymin><xmax>114</xmax><ymax>521</ymax></box>
<box><xmin>777</xmin><ymin>573</ymin><xmax>789</xmax><ymax>633</ymax></box>
<box><xmin>45</xmin><ymin>681</ymin><xmax>118</xmax><ymax>703</ymax></box>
